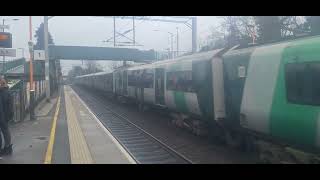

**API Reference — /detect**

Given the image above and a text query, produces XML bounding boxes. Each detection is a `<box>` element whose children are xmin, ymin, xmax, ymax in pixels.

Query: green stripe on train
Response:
<box><xmin>173</xmin><ymin>91</ymin><xmax>189</xmax><ymax>114</ymax></box>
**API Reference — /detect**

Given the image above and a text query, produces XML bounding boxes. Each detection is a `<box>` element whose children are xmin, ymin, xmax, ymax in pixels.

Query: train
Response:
<box><xmin>74</xmin><ymin>35</ymin><xmax>320</xmax><ymax>163</ymax></box>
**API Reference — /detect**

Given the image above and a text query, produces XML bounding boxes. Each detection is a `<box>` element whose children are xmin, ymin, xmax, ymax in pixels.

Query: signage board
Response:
<box><xmin>0</xmin><ymin>32</ymin><xmax>12</xmax><ymax>48</ymax></box>
<box><xmin>0</xmin><ymin>48</ymin><xmax>16</xmax><ymax>57</ymax></box>
<box><xmin>34</xmin><ymin>50</ymin><xmax>45</xmax><ymax>60</ymax></box>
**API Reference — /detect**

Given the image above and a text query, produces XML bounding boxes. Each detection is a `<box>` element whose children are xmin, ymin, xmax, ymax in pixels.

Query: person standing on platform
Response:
<box><xmin>0</xmin><ymin>77</ymin><xmax>13</xmax><ymax>156</ymax></box>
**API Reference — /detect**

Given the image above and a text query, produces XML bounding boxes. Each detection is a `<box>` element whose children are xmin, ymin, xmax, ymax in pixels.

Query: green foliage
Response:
<box><xmin>254</xmin><ymin>16</ymin><xmax>281</xmax><ymax>43</ymax></box>
<box><xmin>67</xmin><ymin>61</ymin><xmax>103</xmax><ymax>81</ymax></box>
<box><xmin>34</xmin><ymin>23</ymin><xmax>54</xmax><ymax>50</ymax></box>
<box><xmin>305</xmin><ymin>16</ymin><xmax>320</xmax><ymax>35</ymax></box>
<box><xmin>201</xmin><ymin>16</ymin><xmax>319</xmax><ymax>52</ymax></box>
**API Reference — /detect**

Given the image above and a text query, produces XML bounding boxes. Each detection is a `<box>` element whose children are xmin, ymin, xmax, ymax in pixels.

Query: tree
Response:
<box><xmin>34</xmin><ymin>23</ymin><xmax>54</xmax><ymax>50</ymax></box>
<box><xmin>305</xmin><ymin>16</ymin><xmax>320</xmax><ymax>35</ymax></box>
<box><xmin>67</xmin><ymin>66</ymin><xmax>85</xmax><ymax>82</ymax></box>
<box><xmin>254</xmin><ymin>16</ymin><xmax>308</xmax><ymax>43</ymax></box>
<box><xmin>199</xmin><ymin>16</ymin><xmax>255</xmax><ymax>52</ymax></box>
<box><xmin>201</xmin><ymin>16</ymin><xmax>311</xmax><ymax>52</ymax></box>
<box><xmin>84</xmin><ymin>61</ymin><xmax>103</xmax><ymax>74</ymax></box>
<box><xmin>254</xmin><ymin>16</ymin><xmax>282</xmax><ymax>43</ymax></box>
<box><xmin>278</xmin><ymin>16</ymin><xmax>309</xmax><ymax>38</ymax></box>
<box><xmin>219</xmin><ymin>16</ymin><xmax>256</xmax><ymax>46</ymax></box>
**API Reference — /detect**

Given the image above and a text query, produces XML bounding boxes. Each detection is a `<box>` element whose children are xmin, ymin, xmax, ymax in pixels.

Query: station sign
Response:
<box><xmin>0</xmin><ymin>48</ymin><xmax>16</xmax><ymax>57</ymax></box>
<box><xmin>0</xmin><ymin>32</ymin><xmax>12</xmax><ymax>48</ymax></box>
<box><xmin>34</xmin><ymin>50</ymin><xmax>45</xmax><ymax>60</ymax></box>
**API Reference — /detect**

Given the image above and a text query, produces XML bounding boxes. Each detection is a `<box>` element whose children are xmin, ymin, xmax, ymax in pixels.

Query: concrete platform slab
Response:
<box><xmin>1</xmin><ymin>85</ymin><xmax>135</xmax><ymax>164</ymax></box>
<box><xmin>0</xmin><ymin>96</ymin><xmax>58</xmax><ymax>164</ymax></box>
<box><xmin>65</xmin><ymin>86</ymin><xmax>135</xmax><ymax>164</ymax></box>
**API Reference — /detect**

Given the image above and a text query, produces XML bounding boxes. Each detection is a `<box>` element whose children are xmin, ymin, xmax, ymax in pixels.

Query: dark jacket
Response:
<box><xmin>0</xmin><ymin>87</ymin><xmax>14</xmax><ymax>123</ymax></box>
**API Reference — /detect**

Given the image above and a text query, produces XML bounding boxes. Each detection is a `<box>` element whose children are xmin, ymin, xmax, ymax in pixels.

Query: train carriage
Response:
<box><xmin>75</xmin><ymin>71</ymin><xmax>114</xmax><ymax>94</ymax></box>
<box><xmin>113</xmin><ymin>67</ymin><xmax>127</xmax><ymax>96</ymax></box>
<box><xmin>222</xmin><ymin>35</ymin><xmax>320</xmax><ymax>151</ymax></box>
<box><xmin>74</xmin><ymin>35</ymin><xmax>320</xmax><ymax>162</ymax></box>
<box><xmin>124</xmin><ymin>49</ymin><xmax>226</xmax><ymax>123</ymax></box>
<box><xmin>126</xmin><ymin>64</ymin><xmax>155</xmax><ymax>105</ymax></box>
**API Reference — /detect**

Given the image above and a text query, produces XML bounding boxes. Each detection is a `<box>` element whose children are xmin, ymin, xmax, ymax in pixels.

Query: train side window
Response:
<box><xmin>167</xmin><ymin>71</ymin><xmax>194</xmax><ymax>92</ymax></box>
<box><xmin>128</xmin><ymin>71</ymin><xmax>136</xmax><ymax>86</ymax></box>
<box><xmin>128</xmin><ymin>70</ymin><xmax>154</xmax><ymax>88</ymax></box>
<box><xmin>285</xmin><ymin>62</ymin><xmax>320</xmax><ymax>106</ymax></box>
<box><xmin>141</xmin><ymin>70</ymin><xmax>154</xmax><ymax>88</ymax></box>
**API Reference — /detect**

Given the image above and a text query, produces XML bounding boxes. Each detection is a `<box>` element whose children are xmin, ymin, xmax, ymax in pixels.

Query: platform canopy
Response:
<box><xmin>49</xmin><ymin>45</ymin><xmax>156</xmax><ymax>62</ymax></box>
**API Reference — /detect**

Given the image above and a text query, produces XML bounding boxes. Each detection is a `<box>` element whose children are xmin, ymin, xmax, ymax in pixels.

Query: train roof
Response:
<box><xmin>126</xmin><ymin>48</ymin><xmax>224</xmax><ymax>70</ymax></box>
<box><xmin>75</xmin><ymin>49</ymin><xmax>225</xmax><ymax>77</ymax></box>
<box><xmin>225</xmin><ymin>34</ymin><xmax>320</xmax><ymax>56</ymax></box>
<box><xmin>76</xmin><ymin>71</ymin><xmax>112</xmax><ymax>78</ymax></box>
<box><xmin>75</xmin><ymin>35</ymin><xmax>320</xmax><ymax>78</ymax></box>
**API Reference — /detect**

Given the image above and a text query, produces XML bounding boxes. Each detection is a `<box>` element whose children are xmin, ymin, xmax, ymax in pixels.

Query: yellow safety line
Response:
<box><xmin>44</xmin><ymin>95</ymin><xmax>61</xmax><ymax>164</ymax></box>
<box><xmin>64</xmin><ymin>86</ymin><xmax>93</xmax><ymax>164</ymax></box>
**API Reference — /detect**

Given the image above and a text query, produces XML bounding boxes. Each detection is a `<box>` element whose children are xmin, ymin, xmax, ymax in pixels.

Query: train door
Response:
<box><xmin>133</xmin><ymin>70</ymin><xmax>138</xmax><ymax>100</ymax></box>
<box><xmin>155</xmin><ymin>68</ymin><xmax>165</xmax><ymax>105</ymax></box>
<box><xmin>115</xmin><ymin>72</ymin><xmax>120</xmax><ymax>95</ymax></box>
<box><xmin>136</xmin><ymin>70</ymin><xmax>144</xmax><ymax>104</ymax></box>
<box><xmin>223</xmin><ymin>56</ymin><xmax>249</xmax><ymax>125</ymax></box>
<box><xmin>123</xmin><ymin>70</ymin><xmax>128</xmax><ymax>96</ymax></box>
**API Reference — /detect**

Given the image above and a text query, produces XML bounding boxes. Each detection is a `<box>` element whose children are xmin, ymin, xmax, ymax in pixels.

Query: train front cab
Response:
<box><xmin>223</xmin><ymin>37</ymin><xmax>320</xmax><ymax>156</ymax></box>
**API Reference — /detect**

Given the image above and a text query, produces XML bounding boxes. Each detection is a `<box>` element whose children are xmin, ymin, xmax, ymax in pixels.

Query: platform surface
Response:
<box><xmin>0</xmin><ymin>85</ymin><xmax>134</xmax><ymax>164</ymax></box>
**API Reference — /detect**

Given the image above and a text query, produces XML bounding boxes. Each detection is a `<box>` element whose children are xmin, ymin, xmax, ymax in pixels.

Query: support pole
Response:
<box><xmin>29</xmin><ymin>16</ymin><xmax>35</xmax><ymax>121</ymax></box>
<box><xmin>176</xmin><ymin>27</ymin><xmax>179</xmax><ymax>57</ymax></box>
<box><xmin>2</xmin><ymin>19</ymin><xmax>5</xmax><ymax>75</ymax></box>
<box><xmin>113</xmin><ymin>16</ymin><xmax>116</xmax><ymax>47</ymax></box>
<box><xmin>192</xmin><ymin>17</ymin><xmax>197</xmax><ymax>53</ymax></box>
<box><xmin>44</xmin><ymin>16</ymin><xmax>50</xmax><ymax>101</ymax></box>
<box><xmin>170</xmin><ymin>34</ymin><xmax>173</xmax><ymax>59</ymax></box>
<box><xmin>133</xmin><ymin>16</ymin><xmax>135</xmax><ymax>46</ymax></box>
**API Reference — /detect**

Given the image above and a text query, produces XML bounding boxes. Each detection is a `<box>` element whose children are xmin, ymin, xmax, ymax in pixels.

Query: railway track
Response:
<box><xmin>72</xmin><ymin>86</ymin><xmax>193</xmax><ymax>164</ymax></box>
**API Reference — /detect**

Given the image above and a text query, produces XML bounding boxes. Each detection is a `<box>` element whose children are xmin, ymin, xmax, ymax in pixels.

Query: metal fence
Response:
<box><xmin>7</xmin><ymin>79</ymin><xmax>46</xmax><ymax>123</ymax></box>
<box><xmin>8</xmin><ymin>80</ymin><xmax>25</xmax><ymax>123</ymax></box>
<box><xmin>9</xmin><ymin>89</ymin><xmax>24</xmax><ymax>123</ymax></box>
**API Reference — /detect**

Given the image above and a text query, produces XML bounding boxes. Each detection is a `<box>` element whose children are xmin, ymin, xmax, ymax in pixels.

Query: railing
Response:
<box><xmin>0</xmin><ymin>58</ymin><xmax>25</xmax><ymax>74</ymax></box>
<box><xmin>8</xmin><ymin>79</ymin><xmax>46</xmax><ymax>123</ymax></box>
<box><xmin>10</xmin><ymin>89</ymin><xmax>24</xmax><ymax>123</ymax></box>
<box><xmin>8</xmin><ymin>80</ymin><xmax>25</xmax><ymax>123</ymax></box>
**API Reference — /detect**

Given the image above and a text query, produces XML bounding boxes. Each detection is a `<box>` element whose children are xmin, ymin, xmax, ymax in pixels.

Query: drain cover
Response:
<box><xmin>34</xmin><ymin>136</ymin><xmax>47</xmax><ymax>140</ymax></box>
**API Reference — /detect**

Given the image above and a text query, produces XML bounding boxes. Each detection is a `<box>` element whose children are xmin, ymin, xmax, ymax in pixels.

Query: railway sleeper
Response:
<box><xmin>113</xmin><ymin>133</ymin><xmax>143</xmax><ymax>139</ymax></box>
<box><xmin>122</xmin><ymin>141</ymin><xmax>155</xmax><ymax>147</ymax></box>
<box><xmin>119</xmin><ymin>136</ymin><xmax>151</xmax><ymax>142</ymax></box>
<box><xmin>128</xmin><ymin>146</ymin><xmax>163</xmax><ymax>153</ymax></box>
<box><xmin>125</xmin><ymin>143</ymin><xmax>160</xmax><ymax>150</ymax></box>
<box><xmin>137</xmin><ymin>153</ymin><xmax>175</xmax><ymax>162</ymax></box>
<box><xmin>132</xmin><ymin>149</ymin><xmax>171</xmax><ymax>158</ymax></box>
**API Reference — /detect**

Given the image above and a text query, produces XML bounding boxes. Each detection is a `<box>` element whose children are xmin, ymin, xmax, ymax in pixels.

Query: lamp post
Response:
<box><xmin>153</xmin><ymin>29</ymin><xmax>175</xmax><ymax>59</ymax></box>
<box><xmin>28</xmin><ymin>16</ymin><xmax>36</xmax><ymax>121</ymax></box>
<box><xmin>248</xmin><ymin>25</ymin><xmax>257</xmax><ymax>45</ymax></box>
<box><xmin>1</xmin><ymin>18</ymin><xmax>19</xmax><ymax>75</ymax></box>
<box><xmin>176</xmin><ymin>27</ymin><xmax>179</xmax><ymax>57</ymax></box>
<box><xmin>44</xmin><ymin>16</ymin><xmax>50</xmax><ymax>101</ymax></box>
<box><xmin>2</xmin><ymin>18</ymin><xmax>19</xmax><ymax>32</ymax></box>
<box><xmin>167</xmin><ymin>32</ymin><xmax>174</xmax><ymax>59</ymax></box>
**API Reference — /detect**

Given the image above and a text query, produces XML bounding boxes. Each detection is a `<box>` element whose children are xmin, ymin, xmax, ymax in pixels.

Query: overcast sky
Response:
<box><xmin>3</xmin><ymin>16</ymin><xmax>220</xmax><ymax>74</ymax></box>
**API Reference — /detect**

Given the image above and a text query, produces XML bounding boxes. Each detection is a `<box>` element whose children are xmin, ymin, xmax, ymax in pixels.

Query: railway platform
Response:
<box><xmin>0</xmin><ymin>85</ymin><xmax>135</xmax><ymax>164</ymax></box>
